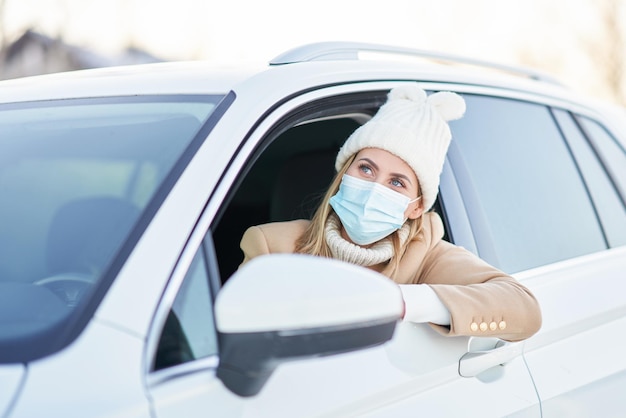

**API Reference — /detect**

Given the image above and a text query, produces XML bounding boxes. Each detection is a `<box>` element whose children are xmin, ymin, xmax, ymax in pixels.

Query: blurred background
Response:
<box><xmin>0</xmin><ymin>0</ymin><xmax>624</xmax><ymax>105</ymax></box>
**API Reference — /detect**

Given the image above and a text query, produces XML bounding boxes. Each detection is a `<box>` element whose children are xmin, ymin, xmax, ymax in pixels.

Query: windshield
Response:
<box><xmin>0</xmin><ymin>95</ymin><xmax>224</xmax><ymax>362</ymax></box>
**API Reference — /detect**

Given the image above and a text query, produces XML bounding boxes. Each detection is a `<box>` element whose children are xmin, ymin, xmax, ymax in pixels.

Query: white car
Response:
<box><xmin>0</xmin><ymin>42</ymin><xmax>625</xmax><ymax>417</ymax></box>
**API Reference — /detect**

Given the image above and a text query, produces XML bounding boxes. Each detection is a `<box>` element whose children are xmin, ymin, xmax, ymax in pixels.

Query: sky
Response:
<box><xmin>1</xmin><ymin>0</ymin><xmax>624</xmax><ymax>104</ymax></box>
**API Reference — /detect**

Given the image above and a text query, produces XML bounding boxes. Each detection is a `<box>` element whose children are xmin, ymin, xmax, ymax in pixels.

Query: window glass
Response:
<box><xmin>448</xmin><ymin>95</ymin><xmax>606</xmax><ymax>273</ymax></box>
<box><xmin>0</xmin><ymin>96</ymin><xmax>222</xmax><ymax>363</ymax></box>
<box><xmin>577</xmin><ymin>116</ymin><xmax>626</xmax><ymax>200</ymax></box>
<box><xmin>154</xmin><ymin>248</ymin><xmax>218</xmax><ymax>371</ymax></box>
<box><xmin>0</xmin><ymin>98</ymin><xmax>218</xmax><ymax>285</ymax></box>
<box><xmin>553</xmin><ymin>110</ymin><xmax>626</xmax><ymax>247</ymax></box>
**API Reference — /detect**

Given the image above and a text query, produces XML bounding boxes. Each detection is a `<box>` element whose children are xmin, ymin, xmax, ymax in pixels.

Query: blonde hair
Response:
<box><xmin>295</xmin><ymin>153</ymin><xmax>424</xmax><ymax>279</ymax></box>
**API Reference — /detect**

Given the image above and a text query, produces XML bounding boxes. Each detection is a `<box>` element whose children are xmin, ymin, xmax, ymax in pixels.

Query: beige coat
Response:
<box><xmin>240</xmin><ymin>212</ymin><xmax>542</xmax><ymax>342</ymax></box>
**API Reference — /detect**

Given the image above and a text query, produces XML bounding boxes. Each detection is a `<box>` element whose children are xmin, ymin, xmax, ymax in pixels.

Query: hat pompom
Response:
<box><xmin>427</xmin><ymin>91</ymin><xmax>466</xmax><ymax>121</ymax></box>
<box><xmin>387</xmin><ymin>84</ymin><xmax>427</xmax><ymax>104</ymax></box>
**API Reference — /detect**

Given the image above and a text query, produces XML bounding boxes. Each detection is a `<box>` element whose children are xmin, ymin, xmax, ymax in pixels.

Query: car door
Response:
<box><xmin>146</xmin><ymin>81</ymin><xmax>542</xmax><ymax>417</ymax></box>
<box><xmin>444</xmin><ymin>91</ymin><xmax>626</xmax><ymax>416</ymax></box>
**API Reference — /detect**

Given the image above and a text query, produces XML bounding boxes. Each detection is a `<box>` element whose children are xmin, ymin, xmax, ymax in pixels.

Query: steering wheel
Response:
<box><xmin>35</xmin><ymin>273</ymin><xmax>95</xmax><ymax>308</ymax></box>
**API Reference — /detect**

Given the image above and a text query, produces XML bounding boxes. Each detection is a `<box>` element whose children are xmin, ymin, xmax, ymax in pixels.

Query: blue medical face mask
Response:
<box><xmin>329</xmin><ymin>174</ymin><xmax>421</xmax><ymax>245</ymax></box>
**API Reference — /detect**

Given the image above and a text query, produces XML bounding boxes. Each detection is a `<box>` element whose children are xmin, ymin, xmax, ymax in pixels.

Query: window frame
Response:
<box><xmin>574</xmin><ymin>113</ymin><xmax>626</xmax><ymax>206</ymax></box>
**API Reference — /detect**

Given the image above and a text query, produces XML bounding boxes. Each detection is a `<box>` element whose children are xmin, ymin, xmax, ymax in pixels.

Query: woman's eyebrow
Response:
<box><xmin>358</xmin><ymin>157</ymin><xmax>379</xmax><ymax>170</ymax></box>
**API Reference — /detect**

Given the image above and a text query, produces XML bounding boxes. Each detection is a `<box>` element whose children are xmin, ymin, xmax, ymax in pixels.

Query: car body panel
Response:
<box><xmin>148</xmin><ymin>323</ymin><xmax>539</xmax><ymax>418</ymax></box>
<box><xmin>8</xmin><ymin>320</ymin><xmax>149</xmax><ymax>418</ymax></box>
<box><xmin>518</xmin><ymin>246</ymin><xmax>626</xmax><ymax>414</ymax></box>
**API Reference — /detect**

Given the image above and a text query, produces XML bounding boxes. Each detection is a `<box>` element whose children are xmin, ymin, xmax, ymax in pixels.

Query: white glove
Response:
<box><xmin>399</xmin><ymin>284</ymin><xmax>451</xmax><ymax>326</ymax></box>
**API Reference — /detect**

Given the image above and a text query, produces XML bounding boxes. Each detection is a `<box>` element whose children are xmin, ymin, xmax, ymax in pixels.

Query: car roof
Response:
<box><xmin>0</xmin><ymin>41</ymin><xmax>603</xmax><ymax>112</ymax></box>
<box><xmin>0</xmin><ymin>61</ymin><xmax>258</xmax><ymax>102</ymax></box>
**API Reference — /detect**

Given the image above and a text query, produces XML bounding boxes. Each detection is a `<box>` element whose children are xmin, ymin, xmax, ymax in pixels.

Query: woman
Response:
<box><xmin>239</xmin><ymin>84</ymin><xmax>541</xmax><ymax>341</ymax></box>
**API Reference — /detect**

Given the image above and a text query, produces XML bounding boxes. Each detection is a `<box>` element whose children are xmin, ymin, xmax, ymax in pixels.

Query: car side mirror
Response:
<box><xmin>214</xmin><ymin>253</ymin><xmax>403</xmax><ymax>397</ymax></box>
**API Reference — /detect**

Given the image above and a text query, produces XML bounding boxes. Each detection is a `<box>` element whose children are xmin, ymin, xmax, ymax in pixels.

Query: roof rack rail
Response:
<box><xmin>270</xmin><ymin>41</ymin><xmax>561</xmax><ymax>85</ymax></box>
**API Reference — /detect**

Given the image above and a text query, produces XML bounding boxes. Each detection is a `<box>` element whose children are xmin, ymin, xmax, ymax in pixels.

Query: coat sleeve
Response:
<box><xmin>419</xmin><ymin>241</ymin><xmax>542</xmax><ymax>341</ymax></box>
<box><xmin>239</xmin><ymin>220</ymin><xmax>309</xmax><ymax>268</ymax></box>
<box><xmin>239</xmin><ymin>225</ymin><xmax>271</xmax><ymax>267</ymax></box>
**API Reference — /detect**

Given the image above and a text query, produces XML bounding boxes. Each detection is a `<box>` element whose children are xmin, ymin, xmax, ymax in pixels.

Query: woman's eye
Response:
<box><xmin>391</xmin><ymin>178</ymin><xmax>405</xmax><ymax>188</ymax></box>
<box><xmin>359</xmin><ymin>164</ymin><xmax>372</xmax><ymax>175</ymax></box>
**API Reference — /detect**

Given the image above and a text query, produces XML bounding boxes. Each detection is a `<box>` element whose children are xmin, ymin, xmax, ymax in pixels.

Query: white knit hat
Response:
<box><xmin>335</xmin><ymin>84</ymin><xmax>465</xmax><ymax>211</ymax></box>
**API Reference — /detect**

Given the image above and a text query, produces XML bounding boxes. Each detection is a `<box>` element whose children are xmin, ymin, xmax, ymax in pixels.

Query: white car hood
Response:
<box><xmin>0</xmin><ymin>364</ymin><xmax>25</xmax><ymax>415</ymax></box>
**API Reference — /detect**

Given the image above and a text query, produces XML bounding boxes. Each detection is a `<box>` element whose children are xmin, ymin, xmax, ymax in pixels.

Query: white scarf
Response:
<box><xmin>324</xmin><ymin>214</ymin><xmax>410</xmax><ymax>267</ymax></box>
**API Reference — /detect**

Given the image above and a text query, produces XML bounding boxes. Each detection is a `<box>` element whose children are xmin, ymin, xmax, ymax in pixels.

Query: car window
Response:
<box><xmin>213</xmin><ymin>100</ymin><xmax>377</xmax><ymax>280</ymax></box>
<box><xmin>553</xmin><ymin>110</ymin><xmax>626</xmax><ymax>248</ymax></box>
<box><xmin>577</xmin><ymin>115</ymin><xmax>626</xmax><ymax>201</ymax></box>
<box><xmin>448</xmin><ymin>95</ymin><xmax>607</xmax><ymax>273</ymax></box>
<box><xmin>154</xmin><ymin>245</ymin><xmax>218</xmax><ymax>371</ymax></box>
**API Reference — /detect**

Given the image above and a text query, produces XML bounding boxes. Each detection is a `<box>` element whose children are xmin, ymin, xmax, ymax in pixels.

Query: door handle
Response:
<box><xmin>459</xmin><ymin>341</ymin><xmax>523</xmax><ymax>378</ymax></box>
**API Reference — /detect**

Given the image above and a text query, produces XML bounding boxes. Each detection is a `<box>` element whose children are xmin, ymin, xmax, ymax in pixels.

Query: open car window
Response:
<box><xmin>211</xmin><ymin>89</ymin><xmax>452</xmax><ymax>281</ymax></box>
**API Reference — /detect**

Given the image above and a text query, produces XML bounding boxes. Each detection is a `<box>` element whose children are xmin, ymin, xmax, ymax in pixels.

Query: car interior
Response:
<box><xmin>212</xmin><ymin>117</ymin><xmax>360</xmax><ymax>280</ymax></box>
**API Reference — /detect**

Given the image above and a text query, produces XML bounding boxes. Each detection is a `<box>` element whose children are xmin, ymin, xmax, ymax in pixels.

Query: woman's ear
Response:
<box><xmin>406</xmin><ymin>201</ymin><xmax>424</xmax><ymax>220</ymax></box>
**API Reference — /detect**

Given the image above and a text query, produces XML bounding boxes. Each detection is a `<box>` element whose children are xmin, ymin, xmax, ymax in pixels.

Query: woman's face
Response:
<box><xmin>346</xmin><ymin>148</ymin><xmax>424</xmax><ymax>220</ymax></box>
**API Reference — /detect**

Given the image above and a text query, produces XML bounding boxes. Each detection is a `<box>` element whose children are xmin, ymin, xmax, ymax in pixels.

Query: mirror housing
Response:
<box><xmin>215</xmin><ymin>254</ymin><xmax>403</xmax><ymax>396</ymax></box>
